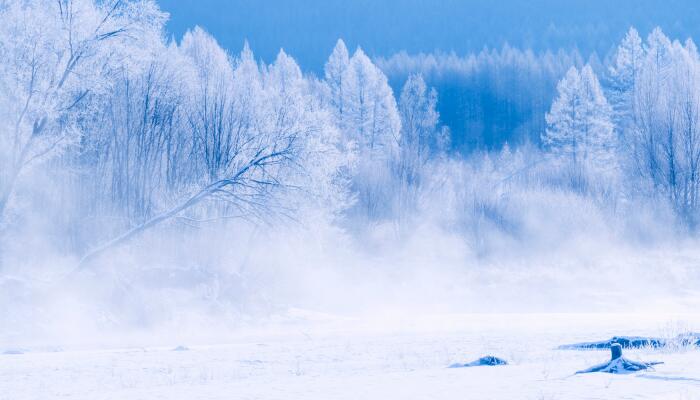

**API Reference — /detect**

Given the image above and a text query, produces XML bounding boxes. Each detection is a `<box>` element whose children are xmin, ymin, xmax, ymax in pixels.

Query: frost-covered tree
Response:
<box><xmin>324</xmin><ymin>39</ymin><xmax>350</xmax><ymax>132</ymax></box>
<box><xmin>266</xmin><ymin>49</ymin><xmax>350</xmax><ymax>219</ymax></box>
<box><xmin>323</xmin><ymin>44</ymin><xmax>401</xmax><ymax>219</ymax></box>
<box><xmin>344</xmin><ymin>48</ymin><xmax>401</xmax><ymax>158</ymax></box>
<box><xmin>181</xmin><ymin>28</ymin><xmax>240</xmax><ymax>184</ymax></box>
<box><xmin>579</xmin><ymin>65</ymin><xmax>617</xmax><ymax>169</ymax></box>
<box><xmin>77</xmin><ymin>38</ymin><xmax>348</xmax><ymax>268</ymax></box>
<box><xmin>628</xmin><ymin>29</ymin><xmax>700</xmax><ymax>223</ymax></box>
<box><xmin>544</xmin><ymin>67</ymin><xmax>582</xmax><ymax>165</ymax></box>
<box><xmin>544</xmin><ymin>65</ymin><xmax>615</xmax><ymax>175</ymax></box>
<box><xmin>0</xmin><ymin>1</ymin><xmax>351</xmax><ymax>267</ymax></box>
<box><xmin>398</xmin><ymin>73</ymin><xmax>439</xmax><ymax>185</ymax></box>
<box><xmin>391</xmin><ymin>74</ymin><xmax>440</xmax><ymax>226</ymax></box>
<box><xmin>90</xmin><ymin>44</ymin><xmax>189</xmax><ymax>225</ymax></box>
<box><xmin>0</xmin><ymin>0</ymin><xmax>165</xmax><ymax>226</ymax></box>
<box><xmin>607</xmin><ymin>27</ymin><xmax>645</xmax><ymax>142</ymax></box>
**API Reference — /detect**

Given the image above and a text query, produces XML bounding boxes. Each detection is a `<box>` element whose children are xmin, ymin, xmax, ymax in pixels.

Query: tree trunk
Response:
<box><xmin>610</xmin><ymin>343</ymin><xmax>622</xmax><ymax>360</ymax></box>
<box><xmin>72</xmin><ymin>180</ymin><xmax>227</xmax><ymax>274</ymax></box>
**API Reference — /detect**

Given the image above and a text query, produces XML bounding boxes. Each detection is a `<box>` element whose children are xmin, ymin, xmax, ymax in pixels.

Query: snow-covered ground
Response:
<box><xmin>2</xmin><ymin>312</ymin><xmax>700</xmax><ymax>399</ymax></box>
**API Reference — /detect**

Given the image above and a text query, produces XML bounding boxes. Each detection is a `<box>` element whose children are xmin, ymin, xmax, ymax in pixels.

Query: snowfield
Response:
<box><xmin>2</xmin><ymin>313</ymin><xmax>700</xmax><ymax>399</ymax></box>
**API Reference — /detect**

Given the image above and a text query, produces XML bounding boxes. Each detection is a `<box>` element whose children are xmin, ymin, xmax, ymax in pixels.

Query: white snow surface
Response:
<box><xmin>2</xmin><ymin>312</ymin><xmax>700</xmax><ymax>400</ymax></box>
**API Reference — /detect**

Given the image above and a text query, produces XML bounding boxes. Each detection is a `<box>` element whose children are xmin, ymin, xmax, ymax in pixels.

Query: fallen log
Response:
<box><xmin>560</xmin><ymin>336</ymin><xmax>666</xmax><ymax>350</ymax></box>
<box><xmin>559</xmin><ymin>333</ymin><xmax>700</xmax><ymax>350</ymax></box>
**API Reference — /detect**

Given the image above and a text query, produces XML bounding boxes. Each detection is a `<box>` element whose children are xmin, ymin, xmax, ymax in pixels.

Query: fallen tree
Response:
<box><xmin>559</xmin><ymin>333</ymin><xmax>700</xmax><ymax>350</ymax></box>
<box><xmin>72</xmin><ymin>142</ymin><xmax>297</xmax><ymax>275</ymax></box>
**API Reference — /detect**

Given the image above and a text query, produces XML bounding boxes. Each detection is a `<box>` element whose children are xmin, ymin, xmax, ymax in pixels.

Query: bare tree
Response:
<box><xmin>75</xmin><ymin>135</ymin><xmax>299</xmax><ymax>271</ymax></box>
<box><xmin>0</xmin><ymin>0</ymin><xmax>165</xmax><ymax>225</ymax></box>
<box><xmin>629</xmin><ymin>29</ymin><xmax>700</xmax><ymax>225</ymax></box>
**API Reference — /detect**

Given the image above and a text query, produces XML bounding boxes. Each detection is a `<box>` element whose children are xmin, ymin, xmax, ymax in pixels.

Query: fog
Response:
<box><xmin>2</xmin><ymin>1</ymin><xmax>700</xmax><ymax>351</ymax></box>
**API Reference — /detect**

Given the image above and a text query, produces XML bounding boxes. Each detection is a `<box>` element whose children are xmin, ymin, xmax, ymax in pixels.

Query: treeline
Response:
<box><xmin>543</xmin><ymin>28</ymin><xmax>700</xmax><ymax>227</ymax></box>
<box><xmin>377</xmin><ymin>47</ymin><xmax>589</xmax><ymax>151</ymax></box>
<box><xmin>380</xmin><ymin>27</ymin><xmax>700</xmax><ymax>228</ymax></box>
<box><xmin>1</xmin><ymin>0</ymin><xmax>700</xmax><ymax>272</ymax></box>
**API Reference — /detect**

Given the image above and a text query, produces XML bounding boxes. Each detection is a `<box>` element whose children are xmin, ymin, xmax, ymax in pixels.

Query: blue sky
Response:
<box><xmin>159</xmin><ymin>0</ymin><xmax>700</xmax><ymax>71</ymax></box>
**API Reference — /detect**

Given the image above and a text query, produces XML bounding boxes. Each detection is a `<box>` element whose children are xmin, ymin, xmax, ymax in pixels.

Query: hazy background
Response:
<box><xmin>159</xmin><ymin>0</ymin><xmax>700</xmax><ymax>151</ymax></box>
<box><xmin>160</xmin><ymin>0</ymin><xmax>700</xmax><ymax>71</ymax></box>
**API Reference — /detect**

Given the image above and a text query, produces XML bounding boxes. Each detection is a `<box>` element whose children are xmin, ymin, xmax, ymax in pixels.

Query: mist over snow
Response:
<box><xmin>1</xmin><ymin>0</ymin><xmax>700</xmax><ymax>342</ymax></box>
<box><xmin>2</xmin><ymin>4</ymin><xmax>700</xmax><ymax>399</ymax></box>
